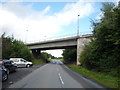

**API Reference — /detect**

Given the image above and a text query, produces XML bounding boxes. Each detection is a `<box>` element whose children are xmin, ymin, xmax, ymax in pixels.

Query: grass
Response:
<box><xmin>68</xmin><ymin>65</ymin><xmax>119</xmax><ymax>89</ymax></box>
<box><xmin>31</xmin><ymin>59</ymin><xmax>45</xmax><ymax>64</ymax></box>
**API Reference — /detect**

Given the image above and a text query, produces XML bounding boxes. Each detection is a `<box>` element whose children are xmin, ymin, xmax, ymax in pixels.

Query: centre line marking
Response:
<box><xmin>59</xmin><ymin>73</ymin><xmax>64</xmax><ymax>85</ymax></box>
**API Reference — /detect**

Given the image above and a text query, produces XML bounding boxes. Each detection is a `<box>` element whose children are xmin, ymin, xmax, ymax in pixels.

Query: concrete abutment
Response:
<box><xmin>77</xmin><ymin>37</ymin><xmax>91</xmax><ymax>65</ymax></box>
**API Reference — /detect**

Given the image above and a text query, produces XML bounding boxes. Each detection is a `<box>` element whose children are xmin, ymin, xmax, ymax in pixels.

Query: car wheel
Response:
<box><xmin>26</xmin><ymin>64</ymin><xmax>30</xmax><ymax>68</ymax></box>
<box><xmin>2</xmin><ymin>73</ymin><xmax>8</xmax><ymax>81</ymax></box>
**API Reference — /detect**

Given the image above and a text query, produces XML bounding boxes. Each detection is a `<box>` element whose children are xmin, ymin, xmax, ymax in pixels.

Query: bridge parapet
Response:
<box><xmin>26</xmin><ymin>34</ymin><xmax>92</xmax><ymax>46</ymax></box>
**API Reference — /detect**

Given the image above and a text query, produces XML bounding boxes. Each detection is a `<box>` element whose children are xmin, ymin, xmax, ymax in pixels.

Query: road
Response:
<box><xmin>7</xmin><ymin>63</ymin><xmax>108</xmax><ymax>89</ymax></box>
<box><xmin>2</xmin><ymin>64</ymin><xmax>44</xmax><ymax>88</ymax></box>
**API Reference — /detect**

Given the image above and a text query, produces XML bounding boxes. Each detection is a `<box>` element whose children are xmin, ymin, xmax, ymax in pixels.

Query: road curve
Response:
<box><xmin>8</xmin><ymin>64</ymin><xmax>107</xmax><ymax>89</ymax></box>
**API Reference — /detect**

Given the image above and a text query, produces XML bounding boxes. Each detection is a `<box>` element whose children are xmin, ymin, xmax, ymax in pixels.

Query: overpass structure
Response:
<box><xmin>26</xmin><ymin>35</ymin><xmax>92</xmax><ymax>65</ymax></box>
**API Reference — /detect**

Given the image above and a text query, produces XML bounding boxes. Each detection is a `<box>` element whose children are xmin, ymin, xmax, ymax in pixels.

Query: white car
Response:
<box><xmin>10</xmin><ymin>58</ymin><xmax>33</xmax><ymax>68</ymax></box>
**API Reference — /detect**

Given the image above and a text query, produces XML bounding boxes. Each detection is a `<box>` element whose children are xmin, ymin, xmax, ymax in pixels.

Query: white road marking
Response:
<box><xmin>56</xmin><ymin>64</ymin><xmax>64</xmax><ymax>85</ymax></box>
<box><xmin>58</xmin><ymin>73</ymin><xmax>64</xmax><ymax>85</ymax></box>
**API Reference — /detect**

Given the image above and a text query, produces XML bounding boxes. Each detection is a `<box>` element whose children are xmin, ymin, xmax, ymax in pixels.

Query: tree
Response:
<box><xmin>2</xmin><ymin>34</ymin><xmax>33</xmax><ymax>61</ymax></box>
<box><xmin>62</xmin><ymin>49</ymin><xmax>77</xmax><ymax>64</ymax></box>
<box><xmin>40</xmin><ymin>52</ymin><xmax>52</xmax><ymax>62</ymax></box>
<box><xmin>10</xmin><ymin>40</ymin><xmax>33</xmax><ymax>61</ymax></box>
<box><xmin>2</xmin><ymin>34</ymin><xmax>13</xmax><ymax>59</ymax></box>
<box><xmin>80</xmin><ymin>2</ymin><xmax>120</xmax><ymax>76</ymax></box>
<box><xmin>51</xmin><ymin>56</ymin><xmax>55</xmax><ymax>59</ymax></box>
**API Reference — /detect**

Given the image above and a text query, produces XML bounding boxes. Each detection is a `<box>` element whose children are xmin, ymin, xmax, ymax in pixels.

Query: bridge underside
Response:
<box><xmin>31</xmin><ymin>45</ymin><xmax>77</xmax><ymax>59</ymax></box>
<box><xmin>32</xmin><ymin>46</ymin><xmax>77</xmax><ymax>50</ymax></box>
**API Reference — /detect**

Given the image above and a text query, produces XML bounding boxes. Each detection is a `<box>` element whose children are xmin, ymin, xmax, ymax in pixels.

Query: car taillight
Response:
<box><xmin>2</xmin><ymin>61</ymin><xmax>4</xmax><ymax>65</ymax></box>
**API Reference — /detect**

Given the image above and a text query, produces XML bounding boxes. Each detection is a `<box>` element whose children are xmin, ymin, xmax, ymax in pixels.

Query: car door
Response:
<box><xmin>13</xmin><ymin>59</ymin><xmax>19</xmax><ymax>67</ymax></box>
<box><xmin>20</xmin><ymin>59</ymin><xmax>26</xmax><ymax>67</ymax></box>
<box><xmin>22</xmin><ymin>59</ymin><xmax>27</xmax><ymax>67</ymax></box>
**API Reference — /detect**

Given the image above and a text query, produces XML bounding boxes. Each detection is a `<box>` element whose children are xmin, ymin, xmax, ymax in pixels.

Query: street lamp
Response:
<box><xmin>77</xmin><ymin>14</ymin><xmax>80</xmax><ymax>36</ymax></box>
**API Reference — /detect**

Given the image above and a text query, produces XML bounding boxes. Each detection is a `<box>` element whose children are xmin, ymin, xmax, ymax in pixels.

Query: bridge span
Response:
<box><xmin>26</xmin><ymin>35</ymin><xmax>92</xmax><ymax>65</ymax></box>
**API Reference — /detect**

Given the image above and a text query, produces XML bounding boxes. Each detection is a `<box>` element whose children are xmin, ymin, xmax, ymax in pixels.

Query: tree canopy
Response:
<box><xmin>80</xmin><ymin>2</ymin><xmax>120</xmax><ymax>76</ymax></box>
<box><xmin>2</xmin><ymin>34</ymin><xmax>33</xmax><ymax>61</ymax></box>
<box><xmin>62</xmin><ymin>49</ymin><xmax>77</xmax><ymax>64</ymax></box>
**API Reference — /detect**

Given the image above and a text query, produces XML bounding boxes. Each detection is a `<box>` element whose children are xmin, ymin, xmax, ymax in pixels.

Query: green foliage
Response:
<box><xmin>2</xmin><ymin>34</ymin><xmax>33</xmax><ymax>61</ymax></box>
<box><xmin>62</xmin><ymin>49</ymin><xmax>76</xmax><ymax>64</ymax></box>
<box><xmin>68</xmin><ymin>65</ymin><xmax>119</xmax><ymax>88</ymax></box>
<box><xmin>40</xmin><ymin>52</ymin><xmax>51</xmax><ymax>62</ymax></box>
<box><xmin>55</xmin><ymin>57</ymin><xmax>63</xmax><ymax>60</ymax></box>
<box><xmin>79</xmin><ymin>2</ymin><xmax>120</xmax><ymax>77</ymax></box>
<box><xmin>10</xmin><ymin>40</ymin><xmax>33</xmax><ymax>61</ymax></box>
<box><xmin>2</xmin><ymin>34</ymin><xmax>13</xmax><ymax>59</ymax></box>
<box><xmin>31</xmin><ymin>59</ymin><xmax>45</xmax><ymax>64</ymax></box>
<box><xmin>51</xmin><ymin>55</ymin><xmax>55</xmax><ymax>59</ymax></box>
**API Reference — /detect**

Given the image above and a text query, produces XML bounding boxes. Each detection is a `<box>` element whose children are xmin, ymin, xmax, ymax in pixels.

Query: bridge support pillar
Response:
<box><xmin>77</xmin><ymin>37</ymin><xmax>91</xmax><ymax>65</ymax></box>
<box><xmin>32</xmin><ymin>49</ymin><xmax>41</xmax><ymax>59</ymax></box>
<box><xmin>77</xmin><ymin>38</ymin><xmax>82</xmax><ymax>65</ymax></box>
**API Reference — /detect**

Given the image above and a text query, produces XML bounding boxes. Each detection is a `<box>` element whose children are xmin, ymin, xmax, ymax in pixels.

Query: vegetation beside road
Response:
<box><xmin>2</xmin><ymin>32</ymin><xmax>59</xmax><ymax>64</ymax></box>
<box><xmin>62</xmin><ymin>49</ymin><xmax>77</xmax><ymax>64</ymax></box>
<box><xmin>79</xmin><ymin>2</ymin><xmax>120</xmax><ymax>77</ymax></box>
<box><xmin>2</xmin><ymin>33</ymin><xmax>52</xmax><ymax>63</ymax></box>
<box><xmin>2</xmin><ymin>33</ymin><xmax>33</xmax><ymax>61</ymax></box>
<box><xmin>63</xmin><ymin>2</ymin><xmax>120</xmax><ymax>89</ymax></box>
<box><xmin>31</xmin><ymin>59</ymin><xmax>45</xmax><ymax>64</ymax></box>
<box><xmin>68</xmin><ymin>65</ymin><xmax>119</xmax><ymax>88</ymax></box>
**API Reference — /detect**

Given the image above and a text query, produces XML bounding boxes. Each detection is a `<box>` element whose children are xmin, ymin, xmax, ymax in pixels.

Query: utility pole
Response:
<box><xmin>77</xmin><ymin>14</ymin><xmax>80</xmax><ymax>36</ymax></box>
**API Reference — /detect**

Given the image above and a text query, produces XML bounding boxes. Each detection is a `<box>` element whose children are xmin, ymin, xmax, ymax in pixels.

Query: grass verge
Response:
<box><xmin>68</xmin><ymin>65</ymin><xmax>119</xmax><ymax>89</ymax></box>
<box><xmin>31</xmin><ymin>59</ymin><xmax>45</xmax><ymax>64</ymax></box>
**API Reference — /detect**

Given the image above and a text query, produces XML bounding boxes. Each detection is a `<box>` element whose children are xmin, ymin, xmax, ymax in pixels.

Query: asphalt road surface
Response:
<box><xmin>2</xmin><ymin>64</ymin><xmax>44</xmax><ymax>88</ymax></box>
<box><xmin>7</xmin><ymin>63</ymin><xmax>108</xmax><ymax>89</ymax></box>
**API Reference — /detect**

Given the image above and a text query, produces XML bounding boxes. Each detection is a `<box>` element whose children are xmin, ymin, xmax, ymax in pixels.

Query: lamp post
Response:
<box><xmin>77</xmin><ymin>14</ymin><xmax>80</xmax><ymax>36</ymax></box>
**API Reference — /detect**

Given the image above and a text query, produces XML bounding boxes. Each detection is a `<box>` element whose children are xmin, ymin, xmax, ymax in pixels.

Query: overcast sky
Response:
<box><xmin>0</xmin><ymin>0</ymin><xmax>118</xmax><ymax>57</ymax></box>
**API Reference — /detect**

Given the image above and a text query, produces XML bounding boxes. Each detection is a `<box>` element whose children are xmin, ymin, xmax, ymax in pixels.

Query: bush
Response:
<box><xmin>79</xmin><ymin>2</ymin><xmax>120</xmax><ymax>77</ymax></box>
<box><xmin>2</xmin><ymin>34</ymin><xmax>33</xmax><ymax>61</ymax></box>
<box><xmin>62</xmin><ymin>49</ymin><xmax>77</xmax><ymax>64</ymax></box>
<box><xmin>10</xmin><ymin>40</ymin><xmax>33</xmax><ymax>61</ymax></box>
<box><xmin>40</xmin><ymin>52</ymin><xmax>51</xmax><ymax>63</ymax></box>
<box><xmin>31</xmin><ymin>59</ymin><xmax>45</xmax><ymax>64</ymax></box>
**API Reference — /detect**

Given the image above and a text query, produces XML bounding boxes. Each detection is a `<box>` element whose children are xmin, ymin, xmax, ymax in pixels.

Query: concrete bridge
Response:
<box><xmin>26</xmin><ymin>35</ymin><xmax>92</xmax><ymax>65</ymax></box>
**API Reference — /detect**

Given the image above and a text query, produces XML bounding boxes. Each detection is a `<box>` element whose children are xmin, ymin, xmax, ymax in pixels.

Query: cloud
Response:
<box><xmin>0</xmin><ymin>2</ymin><xmax>94</xmax><ymax>43</ymax></box>
<box><xmin>1</xmin><ymin>2</ymin><xmax>33</xmax><ymax>18</ymax></box>
<box><xmin>54</xmin><ymin>2</ymin><xmax>94</xmax><ymax>26</ymax></box>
